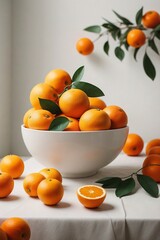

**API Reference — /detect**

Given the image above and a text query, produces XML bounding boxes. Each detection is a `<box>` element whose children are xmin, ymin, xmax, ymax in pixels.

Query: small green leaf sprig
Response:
<box><xmin>39</xmin><ymin>66</ymin><xmax>105</xmax><ymax>131</ymax></box>
<box><xmin>84</xmin><ymin>7</ymin><xmax>160</xmax><ymax>80</ymax></box>
<box><xmin>96</xmin><ymin>164</ymin><xmax>160</xmax><ymax>198</ymax></box>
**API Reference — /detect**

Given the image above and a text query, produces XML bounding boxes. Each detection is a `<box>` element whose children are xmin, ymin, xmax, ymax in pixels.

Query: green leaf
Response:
<box><xmin>136</xmin><ymin>7</ymin><xmax>143</xmax><ymax>25</ymax></box>
<box><xmin>137</xmin><ymin>174</ymin><xmax>159</xmax><ymax>198</ymax></box>
<box><xmin>115</xmin><ymin>47</ymin><xmax>125</xmax><ymax>61</ymax></box>
<box><xmin>84</xmin><ymin>25</ymin><xmax>102</xmax><ymax>34</ymax></box>
<box><xmin>39</xmin><ymin>98</ymin><xmax>61</xmax><ymax>115</ymax></box>
<box><xmin>72</xmin><ymin>81</ymin><xmax>105</xmax><ymax>97</ymax></box>
<box><xmin>113</xmin><ymin>10</ymin><xmax>133</xmax><ymax>25</ymax></box>
<box><xmin>152</xmin><ymin>24</ymin><xmax>160</xmax><ymax>32</ymax></box>
<box><xmin>103</xmin><ymin>21</ymin><xmax>119</xmax><ymax>31</ymax></box>
<box><xmin>155</xmin><ymin>31</ymin><xmax>160</xmax><ymax>40</ymax></box>
<box><xmin>96</xmin><ymin>177</ymin><xmax>122</xmax><ymax>188</ymax></box>
<box><xmin>103</xmin><ymin>41</ymin><xmax>110</xmax><ymax>55</ymax></box>
<box><xmin>49</xmin><ymin>116</ymin><xmax>70</xmax><ymax>131</ymax></box>
<box><xmin>116</xmin><ymin>178</ymin><xmax>135</xmax><ymax>198</ymax></box>
<box><xmin>133</xmin><ymin>47</ymin><xmax>140</xmax><ymax>61</ymax></box>
<box><xmin>143</xmin><ymin>52</ymin><xmax>156</xmax><ymax>80</ymax></box>
<box><xmin>72</xmin><ymin>66</ymin><xmax>84</xmax><ymax>83</ymax></box>
<box><xmin>148</xmin><ymin>39</ymin><xmax>159</xmax><ymax>55</ymax></box>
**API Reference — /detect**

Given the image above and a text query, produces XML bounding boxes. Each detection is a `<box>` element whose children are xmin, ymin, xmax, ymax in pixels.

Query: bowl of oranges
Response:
<box><xmin>21</xmin><ymin>67</ymin><xmax>129</xmax><ymax>178</ymax></box>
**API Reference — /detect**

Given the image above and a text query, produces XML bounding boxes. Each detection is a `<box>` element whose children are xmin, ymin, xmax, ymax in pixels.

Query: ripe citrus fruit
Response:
<box><xmin>39</xmin><ymin>168</ymin><xmax>62</xmax><ymax>182</ymax></box>
<box><xmin>148</xmin><ymin>146</ymin><xmax>160</xmax><ymax>156</ymax></box>
<box><xmin>37</xmin><ymin>178</ymin><xmax>64</xmax><ymax>205</ymax></box>
<box><xmin>123</xmin><ymin>133</ymin><xmax>144</xmax><ymax>156</ymax></box>
<box><xmin>30</xmin><ymin>82</ymin><xmax>58</xmax><ymax>109</ymax></box>
<box><xmin>44</xmin><ymin>69</ymin><xmax>72</xmax><ymax>94</ymax></box>
<box><xmin>0</xmin><ymin>217</ymin><xmax>31</xmax><ymax>240</ymax></box>
<box><xmin>77</xmin><ymin>185</ymin><xmax>106</xmax><ymax>208</ymax></box>
<box><xmin>103</xmin><ymin>105</ymin><xmax>128</xmax><ymax>129</ymax></box>
<box><xmin>89</xmin><ymin>97</ymin><xmax>106</xmax><ymax>110</ymax></box>
<box><xmin>142</xmin><ymin>154</ymin><xmax>160</xmax><ymax>182</ymax></box>
<box><xmin>59</xmin><ymin>88</ymin><xmax>90</xmax><ymax>118</ymax></box>
<box><xmin>76</xmin><ymin>37</ymin><xmax>94</xmax><ymax>55</ymax></box>
<box><xmin>23</xmin><ymin>172</ymin><xmax>45</xmax><ymax>197</ymax></box>
<box><xmin>0</xmin><ymin>172</ymin><xmax>14</xmax><ymax>198</ymax></box>
<box><xmin>27</xmin><ymin>109</ymin><xmax>55</xmax><ymax>130</ymax></box>
<box><xmin>0</xmin><ymin>155</ymin><xmax>24</xmax><ymax>179</ymax></box>
<box><xmin>142</xmin><ymin>10</ymin><xmax>160</xmax><ymax>28</ymax></box>
<box><xmin>127</xmin><ymin>29</ymin><xmax>146</xmax><ymax>48</ymax></box>
<box><xmin>0</xmin><ymin>228</ymin><xmax>8</xmax><ymax>240</ymax></box>
<box><xmin>145</xmin><ymin>138</ymin><xmax>160</xmax><ymax>155</ymax></box>
<box><xmin>23</xmin><ymin>108</ymin><xmax>35</xmax><ymax>128</ymax></box>
<box><xmin>58</xmin><ymin>115</ymin><xmax>80</xmax><ymax>131</ymax></box>
<box><xmin>79</xmin><ymin>108</ymin><xmax>111</xmax><ymax>131</ymax></box>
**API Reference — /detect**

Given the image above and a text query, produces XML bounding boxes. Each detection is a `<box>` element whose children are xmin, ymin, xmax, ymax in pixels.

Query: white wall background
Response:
<box><xmin>1</xmin><ymin>0</ymin><xmax>160</xmax><ymax>156</ymax></box>
<box><xmin>0</xmin><ymin>0</ymin><xmax>11</xmax><ymax>156</ymax></box>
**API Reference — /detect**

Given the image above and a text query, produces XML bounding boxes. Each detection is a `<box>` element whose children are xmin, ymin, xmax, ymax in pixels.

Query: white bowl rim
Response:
<box><xmin>21</xmin><ymin>124</ymin><xmax>129</xmax><ymax>134</ymax></box>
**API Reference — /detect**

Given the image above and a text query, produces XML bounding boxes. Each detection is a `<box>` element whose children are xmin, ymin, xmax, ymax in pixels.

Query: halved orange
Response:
<box><xmin>77</xmin><ymin>185</ymin><xmax>106</xmax><ymax>208</ymax></box>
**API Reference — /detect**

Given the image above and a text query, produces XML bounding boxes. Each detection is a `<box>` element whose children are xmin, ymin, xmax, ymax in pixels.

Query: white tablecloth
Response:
<box><xmin>0</xmin><ymin>153</ymin><xmax>160</xmax><ymax>240</ymax></box>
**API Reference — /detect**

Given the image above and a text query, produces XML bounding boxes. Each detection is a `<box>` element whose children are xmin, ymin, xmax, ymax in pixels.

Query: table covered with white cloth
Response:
<box><xmin>0</xmin><ymin>153</ymin><xmax>160</xmax><ymax>240</ymax></box>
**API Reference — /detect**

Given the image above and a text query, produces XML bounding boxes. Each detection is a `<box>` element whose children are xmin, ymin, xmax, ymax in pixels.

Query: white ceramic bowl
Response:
<box><xmin>21</xmin><ymin>125</ymin><xmax>129</xmax><ymax>178</ymax></box>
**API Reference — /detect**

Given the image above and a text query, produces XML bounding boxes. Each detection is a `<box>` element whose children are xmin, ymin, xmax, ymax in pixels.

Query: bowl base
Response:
<box><xmin>62</xmin><ymin>170</ymin><xmax>98</xmax><ymax>179</ymax></box>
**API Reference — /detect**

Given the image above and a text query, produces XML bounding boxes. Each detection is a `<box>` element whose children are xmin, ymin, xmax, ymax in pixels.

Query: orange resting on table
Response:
<box><xmin>23</xmin><ymin>172</ymin><xmax>45</xmax><ymax>197</ymax></box>
<box><xmin>39</xmin><ymin>168</ymin><xmax>62</xmax><ymax>182</ymax></box>
<box><xmin>0</xmin><ymin>172</ymin><xmax>14</xmax><ymax>198</ymax></box>
<box><xmin>142</xmin><ymin>154</ymin><xmax>160</xmax><ymax>182</ymax></box>
<box><xmin>123</xmin><ymin>133</ymin><xmax>144</xmax><ymax>156</ymax></box>
<box><xmin>77</xmin><ymin>185</ymin><xmax>106</xmax><ymax>208</ymax></box>
<box><xmin>145</xmin><ymin>138</ymin><xmax>160</xmax><ymax>155</ymax></box>
<box><xmin>37</xmin><ymin>178</ymin><xmax>64</xmax><ymax>205</ymax></box>
<box><xmin>0</xmin><ymin>217</ymin><xmax>31</xmax><ymax>240</ymax></box>
<box><xmin>0</xmin><ymin>155</ymin><xmax>24</xmax><ymax>179</ymax></box>
<box><xmin>148</xmin><ymin>146</ymin><xmax>160</xmax><ymax>156</ymax></box>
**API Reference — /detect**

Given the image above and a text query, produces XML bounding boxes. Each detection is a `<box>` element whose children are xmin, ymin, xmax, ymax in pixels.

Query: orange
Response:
<box><xmin>59</xmin><ymin>89</ymin><xmax>90</xmax><ymax>118</ymax></box>
<box><xmin>148</xmin><ymin>146</ymin><xmax>160</xmax><ymax>156</ymax></box>
<box><xmin>29</xmin><ymin>82</ymin><xmax>58</xmax><ymax>109</ymax></box>
<box><xmin>0</xmin><ymin>217</ymin><xmax>31</xmax><ymax>240</ymax></box>
<box><xmin>89</xmin><ymin>97</ymin><xmax>106</xmax><ymax>110</ymax></box>
<box><xmin>0</xmin><ymin>172</ymin><xmax>14</xmax><ymax>198</ymax></box>
<box><xmin>76</xmin><ymin>38</ymin><xmax>94</xmax><ymax>55</ymax></box>
<box><xmin>44</xmin><ymin>69</ymin><xmax>72</xmax><ymax>94</ymax></box>
<box><xmin>39</xmin><ymin>168</ymin><xmax>62</xmax><ymax>182</ymax></box>
<box><xmin>58</xmin><ymin>115</ymin><xmax>80</xmax><ymax>131</ymax></box>
<box><xmin>145</xmin><ymin>138</ymin><xmax>160</xmax><ymax>155</ymax></box>
<box><xmin>0</xmin><ymin>228</ymin><xmax>8</xmax><ymax>240</ymax></box>
<box><xmin>142</xmin><ymin>154</ymin><xmax>160</xmax><ymax>182</ymax></box>
<box><xmin>23</xmin><ymin>108</ymin><xmax>35</xmax><ymax>128</ymax></box>
<box><xmin>23</xmin><ymin>172</ymin><xmax>45</xmax><ymax>197</ymax></box>
<box><xmin>123</xmin><ymin>133</ymin><xmax>144</xmax><ymax>156</ymax></box>
<box><xmin>142</xmin><ymin>11</ymin><xmax>160</xmax><ymax>28</ymax></box>
<box><xmin>103</xmin><ymin>105</ymin><xmax>128</xmax><ymax>129</ymax></box>
<box><xmin>27</xmin><ymin>109</ymin><xmax>55</xmax><ymax>130</ymax></box>
<box><xmin>77</xmin><ymin>185</ymin><xmax>106</xmax><ymax>208</ymax></box>
<box><xmin>127</xmin><ymin>29</ymin><xmax>146</xmax><ymax>48</ymax></box>
<box><xmin>37</xmin><ymin>178</ymin><xmax>64</xmax><ymax>205</ymax></box>
<box><xmin>0</xmin><ymin>155</ymin><xmax>24</xmax><ymax>179</ymax></box>
<box><xmin>79</xmin><ymin>108</ymin><xmax>111</xmax><ymax>131</ymax></box>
